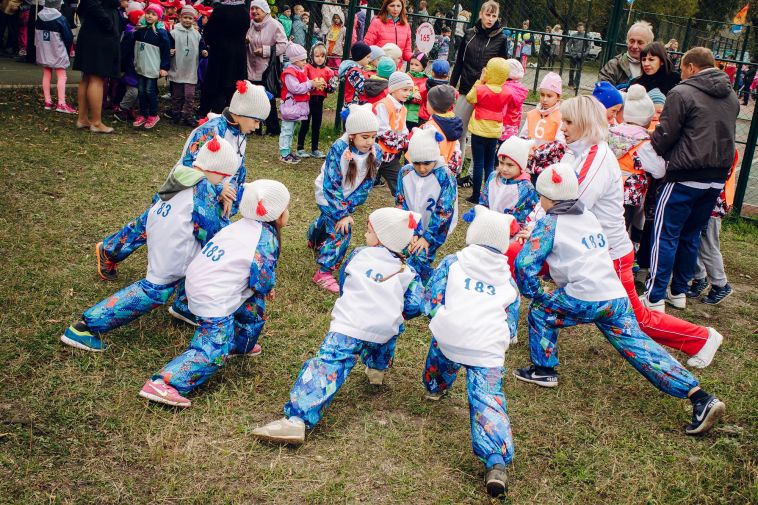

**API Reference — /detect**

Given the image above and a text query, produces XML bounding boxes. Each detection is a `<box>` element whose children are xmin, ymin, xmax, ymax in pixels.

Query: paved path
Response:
<box><xmin>0</xmin><ymin>57</ymin><xmax>81</xmax><ymax>87</ymax></box>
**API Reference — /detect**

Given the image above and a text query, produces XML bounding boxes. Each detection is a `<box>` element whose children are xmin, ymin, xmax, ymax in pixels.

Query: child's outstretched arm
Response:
<box><xmin>321</xmin><ymin>142</ymin><xmax>354</xmax><ymax>221</ymax></box>
<box><xmin>423</xmin><ymin>255</ymin><xmax>455</xmax><ymax>319</ymax></box>
<box><xmin>514</xmin><ymin>215</ymin><xmax>556</xmax><ymax>299</ymax></box>
<box><xmin>423</xmin><ymin>170</ymin><xmax>457</xmax><ymax>246</ymax></box>
<box><xmin>192</xmin><ymin>179</ymin><xmax>229</xmax><ymax>246</ymax></box>
<box><xmin>510</xmin><ymin>182</ymin><xmax>539</xmax><ymax>224</ymax></box>
<box><xmin>249</xmin><ymin>223</ymin><xmax>280</xmax><ymax>296</ymax></box>
<box><xmin>402</xmin><ymin>272</ymin><xmax>425</xmax><ymax>320</ymax></box>
<box><xmin>394</xmin><ymin>165</ymin><xmax>411</xmax><ymax>209</ymax></box>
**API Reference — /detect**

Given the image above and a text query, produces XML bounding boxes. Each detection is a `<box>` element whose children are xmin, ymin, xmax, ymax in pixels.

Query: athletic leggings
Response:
<box><xmin>42</xmin><ymin>67</ymin><xmax>67</xmax><ymax>104</ymax></box>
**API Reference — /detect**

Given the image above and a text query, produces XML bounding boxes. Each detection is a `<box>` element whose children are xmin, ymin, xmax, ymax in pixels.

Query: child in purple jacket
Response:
<box><xmin>115</xmin><ymin>9</ymin><xmax>143</xmax><ymax>122</ymax></box>
<box><xmin>278</xmin><ymin>43</ymin><xmax>325</xmax><ymax>164</ymax></box>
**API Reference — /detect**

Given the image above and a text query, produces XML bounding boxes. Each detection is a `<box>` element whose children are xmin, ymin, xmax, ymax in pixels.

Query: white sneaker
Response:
<box><xmin>252</xmin><ymin>417</ymin><xmax>305</xmax><ymax>445</ymax></box>
<box><xmin>364</xmin><ymin>366</ymin><xmax>386</xmax><ymax>385</ymax></box>
<box><xmin>640</xmin><ymin>294</ymin><xmax>665</xmax><ymax>313</ymax></box>
<box><xmin>424</xmin><ymin>390</ymin><xmax>446</xmax><ymax>401</ymax></box>
<box><xmin>687</xmin><ymin>328</ymin><xmax>723</xmax><ymax>369</ymax></box>
<box><xmin>666</xmin><ymin>288</ymin><xmax>686</xmax><ymax>309</ymax></box>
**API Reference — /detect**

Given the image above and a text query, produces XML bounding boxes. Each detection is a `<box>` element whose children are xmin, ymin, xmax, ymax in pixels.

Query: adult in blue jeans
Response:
<box><xmin>642</xmin><ymin>47</ymin><xmax>739</xmax><ymax>312</ymax></box>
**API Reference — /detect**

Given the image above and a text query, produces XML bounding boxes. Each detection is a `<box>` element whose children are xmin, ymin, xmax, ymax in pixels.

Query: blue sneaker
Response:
<box><xmin>60</xmin><ymin>322</ymin><xmax>106</xmax><ymax>352</ymax></box>
<box><xmin>686</xmin><ymin>277</ymin><xmax>709</xmax><ymax>298</ymax></box>
<box><xmin>702</xmin><ymin>283</ymin><xmax>733</xmax><ymax>305</ymax></box>
<box><xmin>168</xmin><ymin>305</ymin><xmax>198</xmax><ymax>326</ymax></box>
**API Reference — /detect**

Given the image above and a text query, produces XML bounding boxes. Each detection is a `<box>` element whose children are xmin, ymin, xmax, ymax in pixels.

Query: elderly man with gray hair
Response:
<box><xmin>599</xmin><ymin>20</ymin><xmax>654</xmax><ymax>88</ymax></box>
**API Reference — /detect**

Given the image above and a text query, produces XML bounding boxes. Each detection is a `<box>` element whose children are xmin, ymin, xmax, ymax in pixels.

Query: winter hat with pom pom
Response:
<box><xmin>407</xmin><ymin>128</ymin><xmax>442</xmax><ymax>163</ymax></box>
<box><xmin>239</xmin><ymin>179</ymin><xmax>291</xmax><ymax>222</ymax></box>
<box><xmin>229</xmin><ymin>80</ymin><xmax>271</xmax><ymax>120</ymax></box>
<box><xmin>369</xmin><ymin>208</ymin><xmax>421</xmax><ymax>254</ymax></box>
<box><xmin>536</xmin><ymin>163</ymin><xmax>579</xmax><ymax>201</ymax></box>
<box><xmin>623</xmin><ymin>84</ymin><xmax>655</xmax><ymax>127</ymax></box>
<box><xmin>465</xmin><ymin>205</ymin><xmax>517</xmax><ymax>254</ymax></box>
<box><xmin>193</xmin><ymin>136</ymin><xmax>238</xmax><ymax>176</ymax></box>
<box><xmin>505</xmin><ymin>58</ymin><xmax>524</xmax><ymax>80</ymax></box>
<box><xmin>126</xmin><ymin>1</ymin><xmax>143</xmax><ymax>14</ymax></box>
<box><xmin>345</xmin><ymin>103</ymin><xmax>379</xmax><ymax>134</ymax></box>
<box><xmin>497</xmin><ymin>136</ymin><xmax>534</xmax><ymax>173</ymax></box>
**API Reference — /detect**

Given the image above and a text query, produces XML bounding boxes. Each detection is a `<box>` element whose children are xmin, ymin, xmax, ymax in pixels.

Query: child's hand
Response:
<box><xmin>201</xmin><ymin>50</ymin><xmax>208</xmax><ymax>57</ymax></box>
<box><xmin>170</xmin><ymin>48</ymin><xmax>176</xmax><ymax>56</ymax></box>
<box><xmin>335</xmin><ymin>215</ymin><xmax>354</xmax><ymax>235</ymax></box>
<box><xmin>515</xmin><ymin>228</ymin><xmax>531</xmax><ymax>244</ymax></box>
<box><xmin>159</xmin><ymin>69</ymin><xmax>168</xmax><ymax>77</ymax></box>
<box><xmin>412</xmin><ymin>89</ymin><xmax>421</xmax><ymax>100</ymax></box>
<box><xmin>409</xmin><ymin>237</ymin><xmax>430</xmax><ymax>255</ymax></box>
<box><xmin>219</xmin><ymin>183</ymin><xmax>237</xmax><ymax>217</ymax></box>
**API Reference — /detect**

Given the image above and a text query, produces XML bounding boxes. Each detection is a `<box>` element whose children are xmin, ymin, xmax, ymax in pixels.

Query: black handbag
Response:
<box><xmin>261</xmin><ymin>45</ymin><xmax>282</xmax><ymax>97</ymax></box>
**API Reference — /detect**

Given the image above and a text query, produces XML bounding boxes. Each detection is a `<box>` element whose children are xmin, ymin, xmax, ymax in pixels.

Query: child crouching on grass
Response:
<box><xmin>252</xmin><ymin>208</ymin><xmax>424</xmax><ymax>445</ymax></box>
<box><xmin>61</xmin><ymin>138</ymin><xmax>237</xmax><ymax>352</ymax></box>
<box><xmin>422</xmin><ymin>205</ymin><xmax>521</xmax><ymax>498</ymax></box>
<box><xmin>395</xmin><ymin>128</ymin><xmax>458</xmax><ymax>282</ymax></box>
<box><xmin>513</xmin><ymin>163</ymin><xmax>725</xmax><ymax>436</ymax></box>
<box><xmin>140</xmin><ymin>180</ymin><xmax>290</xmax><ymax>407</ymax></box>
<box><xmin>308</xmin><ymin>104</ymin><xmax>382</xmax><ymax>293</ymax></box>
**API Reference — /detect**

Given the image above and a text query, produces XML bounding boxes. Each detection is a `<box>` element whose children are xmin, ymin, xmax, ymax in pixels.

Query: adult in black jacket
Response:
<box><xmin>630</xmin><ymin>41</ymin><xmax>681</xmax><ymax>96</ymax></box>
<box><xmin>450</xmin><ymin>0</ymin><xmax>507</xmax><ymax>158</ymax></box>
<box><xmin>643</xmin><ymin>47</ymin><xmax>739</xmax><ymax>310</ymax></box>
<box><xmin>73</xmin><ymin>0</ymin><xmax>121</xmax><ymax>133</ymax></box>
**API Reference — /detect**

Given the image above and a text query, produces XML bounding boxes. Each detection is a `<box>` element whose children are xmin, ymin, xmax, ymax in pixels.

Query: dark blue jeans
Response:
<box><xmin>470</xmin><ymin>134</ymin><xmax>499</xmax><ymax>201</ymax></box>
<box><xmin>646</xmin><ymin>181</ymin><xmax>723</xmax><ymax>302</ymax></box>
<box><xmin>137</xmin><ymin>76</ymin><xmax>158</xmax><ymax>117</ymax></box>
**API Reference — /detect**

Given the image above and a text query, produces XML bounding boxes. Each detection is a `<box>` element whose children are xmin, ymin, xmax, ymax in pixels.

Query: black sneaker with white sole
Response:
<box><xmin>685</xmin><ymin>395</ymin><xmax>725</xmax><ymax>435</ymax></box>
<box><xmin>485</xmin><ymin>465</ymin><xmax>508</xmax><ymax>497</ymax></box>
<box><xmin>513</xmin><ymin>365</ymin><xmax>558</xmax><ymax>387</ymax></box>
<box><xmin>702</xmin><ymin>283</ymin><xmax>733</xmax><ymax>305</ymax></box>
<box><xmin>686</xmin><ymin>277</ymin><xmax>709</xmax><ymax>298</ymax></box>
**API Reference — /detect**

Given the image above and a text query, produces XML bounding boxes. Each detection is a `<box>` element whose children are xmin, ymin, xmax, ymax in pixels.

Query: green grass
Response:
<box><xmin>1</xmin><ymin>88</ymin><xmax>756</xmax><ymax>504</ymax></box>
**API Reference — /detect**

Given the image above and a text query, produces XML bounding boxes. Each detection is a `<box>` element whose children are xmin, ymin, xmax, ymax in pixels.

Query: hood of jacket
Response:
<box><xmin>339</xmin><ymin>59</ymin><xmax>360</xmax><ymax>79</ymax></box>
<box><xmin>251</xmin><ymin>14</ymin><xmax>274</xmax><ymax>32</ymax></box>
<box><xmin>456</xmin><ymin>244</ymin><xmax>511</xmax><ymax>286</ymax></box>
<box><xmin>309</xmin><ymin>42</ymin><xmax>327</xmax><ymax>68</ymax></box>
<box><xmin>425</xmin><ymin>77</ymin><xmax>449</xmax><ymax>92</ymax></box>
<box><xmin>680</xmin><ymin>67</ymin><xmax>733</xmax><ymax>98</ymax></box>
<box><xmin>364</xmin><ymin>77</ymin><xmax>388</xmax><ymax>97</ymax></box>
<box><xmin>505</xmin><ymin>80</ymin><xmax>529</xmax><ymax>102</ymax></box>
<box><xmin>38</xmin><ymin>7</ymin><xmax>61</xmax><ymax>21</ymax></box>
<box><xmin>431</xmin><ymin>114</ymin><xmax>463</xmax><ymax>141</ymax></box>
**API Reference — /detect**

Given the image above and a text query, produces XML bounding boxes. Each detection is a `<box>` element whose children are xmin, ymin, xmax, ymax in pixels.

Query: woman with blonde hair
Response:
<box><xmin>554</xmin><ymin>95</ymin><xmax>723</xmax><ymax>369</ymax></box>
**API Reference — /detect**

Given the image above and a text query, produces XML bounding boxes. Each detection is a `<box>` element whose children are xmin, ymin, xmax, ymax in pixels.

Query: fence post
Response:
<box><xmin>739</xmin><ymin>25</ymin><xmax>751</xmax><ymax>63</ymax></box>
<box><xmin>603</xmin><ymin>0</ymin><xmax>625</xmax><ymax>65</ymax></box>
<box><xmin>733</xmin><ymin>98</ymin><xmax>758</xmax><ymax>216</ymax></box>
<box><xmin>333</xmin><ymin>0</ymin><xmax>359</xmax><ymax>131</ymax></box>
<box><xmin>682</xmin><ymin>17</ymin><xmax>691</xmax><ymax>51</ymax></box>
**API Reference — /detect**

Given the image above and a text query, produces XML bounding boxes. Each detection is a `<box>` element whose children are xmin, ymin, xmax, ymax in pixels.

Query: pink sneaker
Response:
<box><xmin>132</xmin><ymin>115</ymin><xmax>147</xmax><ymax>127</ymax></box>
<box><xmin>139</xmin><ymin>379</ymin><xmax>191</xmax><ymax>407</ymax></box>
<box><xmin>44</xmin><ymin>101</ymin><xmax>54</xmax><ymax>110</ymax></box>
<box><xmin>55</xmin><ymin>103</ymin><xmax>77</xmax><ymax>114</ymax></box>
<box><xmin>144</xmin><ymin>115</ymin><xmax>160</xmax><ymax>129</ymax></box>
<box><xmin>230</xmin><ymin>343</ymin><xmax>262</xmax><ymax>358</ymax></box>
<box><xmin>313</xmin><ymin>270</ymin><xmax>340</xmax><ymax>294</ymax></box>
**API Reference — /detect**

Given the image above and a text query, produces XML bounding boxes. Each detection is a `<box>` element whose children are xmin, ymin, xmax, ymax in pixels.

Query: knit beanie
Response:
<box><xmin>505</xmin><ymin>58</ymin><xmax>524</xmax><ymax>80</ymax></box>
<box><xmin>483</xmin><ymin>57</ymin><xmax>509</xmax><ymax>86</ymax></box>
<box><xmin>351</xmin><ymin>41</ymin><xmax>371</xmax><ymax>62</ymax></box>
<box><xmin>145</xmin><ymin>3</ymin><xmax>164</xmax><ymax>18</ymax></box>
<box><xmin>368</xmin><ymin>208</ymin><xmax>420</xmax><ymax>254</ymax></box>
<box><xmin>180</xmin><ymin>5</ymin><xmax>197</xmax><ymax>17</ymax></box>
<box><xmin>412</xmin><ymin>51</ymin><xmax>429</xmax><ymax>68</ymax></box>
<box><xmin>623</xmin><ymin>84</ymin><xmax>655</xmax><ymax>127</ymax></box>
<box><xmin>388</xmin><ymin>71</ymin><xmax>414</xmax><ymax>92</ymax></box>
<box><xmin>497</xmin><ymin>136</ymin><xmax>533</xmax><ymax>173</ymax></box>
<box><xmin>126</xmin><ymin>1</ymin><xmax>143</xmax><ymax>14</ymax></box>
<box><xmin>465</xmin><ymin>205</ymin><xmax>516</xmax><ymax>254</ymax></box>
<box><xmin>536</xmin><ymin>163</ymin><xmax>579</xmax><ymax>201</ymax></box>
<box><xmin>285</xmin><ymin>42</ymin><xmax>307</xmax><ymax>63</ymax></box>
<box><xmin>407</xmin><ymin>128</ymin><xmax>442</xmax><ymax>163</ymax></box>
<box><xmin>647</xmin><ymin>87</ymin><xmax>666</xmax><ymax>106</ymax></box>
<box><xmin>376</xmin><ymin>57</ymin><xmax>396</xmax><ymax>78</ymax></box>
<box><xmin>193</xmin><ymin>137</ymin><xmax>238</xmax><ymax>176</ymax></box>
<box><xmin>345</xmin><ymin>103</ymin><xmax>379</xmax><ymax>134</ymax></box>
<box><xmin>539</xmin><ymin>72</ymin><xmax>563</xmax><ymax>95</ymax></box>
<box><xmin>427</xmin><ymin>84</ymin><xmax>456</xmax><ymax>113</ymax></box>
<box><xmin>592</xmin><ymin>81</ymin><xmax>623</xmax><ymax>109</ymax></box>
<box><xmin>250</xmin><ymin>0</ymin><xmax>270</xmax><ymax>14</ymax></box>
<box><xmin>431</xmin><ymin>59</ymin><xmax>450</xmax><ymax>77</ymax></box>
<box><xmin>128</xmin><ymin>9</ymin><xmax>144</xmax><ymax>24</ymax></box>
<box><xmin>382</xmin><ymin>43</ymin><xmax>402</xmax><ymax>62</ymax></box>
<box><xmin>369</xmin><ymin>45</ymin><xmax>385</xmax><ymax>61</ymax></box>
<box><xmin>239</xmin><ymin>179</ymin><xmax>291</xmax><ymax>222</ymax></box>
<box><xmin>280</xmin><ymin>4</ymin><xmax>291</xmax><ymax>12</ymax></box>
<box><xmin>229</xmin><ymin>80</ymin><xmax>271</xmax><ymax>120</ymax></box>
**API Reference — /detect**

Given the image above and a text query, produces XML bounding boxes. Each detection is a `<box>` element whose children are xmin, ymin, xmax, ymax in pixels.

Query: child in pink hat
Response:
<box><xmin>519</xmin><ymin>71</ymin><xmax>566</xmax><ymax>181</ymax></box>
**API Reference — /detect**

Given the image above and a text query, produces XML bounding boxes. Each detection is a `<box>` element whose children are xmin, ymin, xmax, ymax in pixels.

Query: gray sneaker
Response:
<box><xmin>296</xmin><ymin>149</ymin><xmax>311</xmax><ymax>158</ymax></box>
<box><xmin>252</xmin><ymin>417</ymin><xmax>306</xmax><ymax>445</ymax></box>
<box><xmin>311</xmin><ymin>150</ymin><xmax>326</xmax><ymax>159</ymax></box>
<box><xmin>280</xmin><ymin>153</ymin><xmax>301</xmax><ymax>164</ymax></box>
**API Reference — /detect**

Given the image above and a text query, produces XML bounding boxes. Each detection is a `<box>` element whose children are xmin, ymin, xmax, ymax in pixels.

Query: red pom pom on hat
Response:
<box><xmin>207</xmin><ymin>136</ymin><xmax>221</xmax><ymax>152</ymax></box>
<box><xmin>236</xmin><ymin>80</ymin><xmax>248</xmax><ymax>94</ymax></box>
<box><xmin>256</xmin><ymin>199</ymin><xmax>267</xmax><ymax>216</ymax></box>
<box><xmin>408</xmin><ymin>213</ymin><xmax>417</xmax><ymax>229</ymax></box>
<box><xmin>551</xmin><ymin>168</ymin><xmax>562</xmax><ymax>184</ymax></box>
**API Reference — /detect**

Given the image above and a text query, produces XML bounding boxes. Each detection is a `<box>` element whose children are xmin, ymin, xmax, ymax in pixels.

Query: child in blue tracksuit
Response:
<box><xmin>513</xmin><ymin>163</ymin><xmax>725</xmax><ymax>436</ymax></box>
<box><xmin>96</xmin><ymin>83</ymin><xmax>271</xmax><ymax>320</ymax></box>
<box><xmin>395</xmin><ymin>128</ymin><xmax>458</xmax><ymax>282</ymax></box>
<box><xmin>308</xmin><ymin>104</ymin><xmax>382</xmax><ymax>293</ymax></box>
<box><xmin>252</xmin><ymin>208</ymin><xmax>424</xmax><ymax>445</ymax></box>
<box><xmin>131</xmin><ymin>3</ymin><xmax>171</xmax><ymax>128</ymax></box>
<box><xmin>61</xmin><ymin>138</ymin><xmax>239</xmax><ymax>352</ymax></box>
<box><xmin>140</xmin><ymin>180</ymin><xmax>290</xmax><ymax>407</ymax></box>
<box><xmin>422</xmin><ymin>205</ymin><xmax>521</xmax><ymax>498</ymax></box>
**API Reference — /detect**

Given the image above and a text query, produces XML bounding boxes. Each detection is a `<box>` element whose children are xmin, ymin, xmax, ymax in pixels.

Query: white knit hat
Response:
<box><xmin>369</xmin><ymin>207</ymin><xmax>420</xmax><ymax>254</ymax></box>
<box><xmin>126</xmin><ymin>1</ymin><xmax>143</xmax><ymax>14</ymax></box>
<box><xmin>250</xmin><ymin>0</ymin><xmax>270</xmax><ymax>14</ymax></box>
<box><xmin>229</xmin><ymin>80</ymin><xmax>271</xmax><ymax>120</ymax></box>
<box><xmin>239</xmin><ymin>179</ymin><xmax>291</xmax><ymax>222</ymax></box>
<box><xmin>193</xmin><ymin>136</ymin><xmax>238</xmax><ymax>176</ymax></box>
<box><xmin>623</xmin><ymin>84</ymin><xmax>655</xmax><ymax>127</ymax></box>
<box><xmin>505</xmin><ymin>58</ymin><xmax>524</xmax><ymax>80</ymax></box>
<box><xmin>465</xmin><ymin>205</ymin><xmax>516</xmax><ymax>254</ymax></box>
<box><xmin>382</xmin><ymin>43</ymin><xmax>402</xmax><ymax>62</ymax></box>
<box><xmin>536</xmin><ymin>163</ymin><xmax>579</xmax><ymax>201</ymax></box>
<box><xmin>388</xmin><ymin>71</ymin><xmax>414</xmax><ymax>92</ymax></box>
<box><xmin>407</xmin><ymin>128</ymin><xmax>442</xmax><ymax>163</ymax></box>
<box><xmin>285</xmin><ymin>42</ymin><xmax>307</xmax><ymax>63</ymax></box>
<box><xmin>345</xmin><ymin>103</ymin><xmax>379</xmax><ymax>134</ymax></box>
<box><xmin>497</xmin><ymin>136</ymin><xmax>533</xmax><ymax>172</ymax></box>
